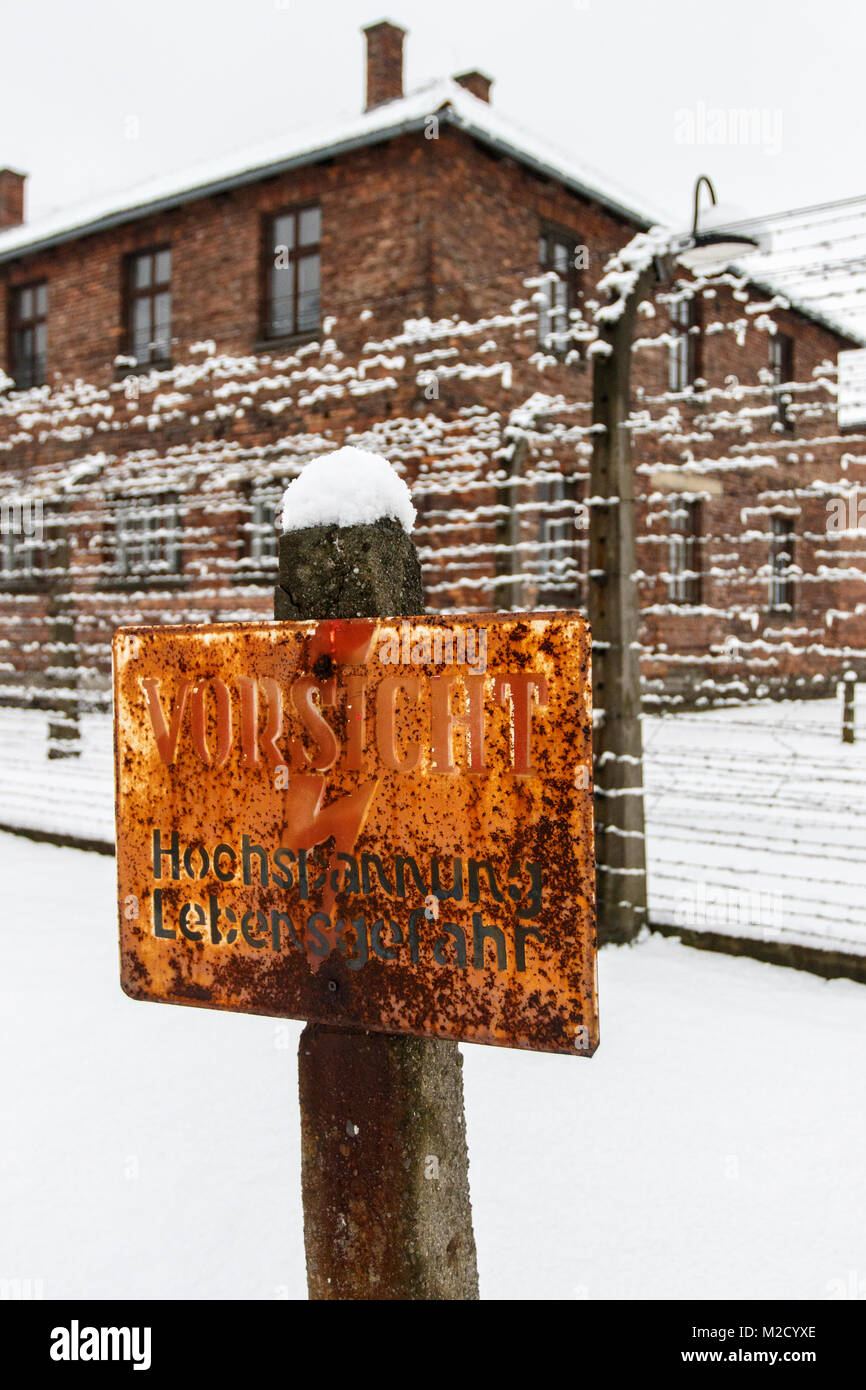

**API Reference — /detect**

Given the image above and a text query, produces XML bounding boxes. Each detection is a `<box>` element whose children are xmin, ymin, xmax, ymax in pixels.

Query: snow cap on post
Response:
<box><xmin>280</xmin><ymin>445</ymin><xmax>416</xmax><ymax>535</ymax></box>
<box><xmin>274</xmin><ymin>446</ymin><xmax>423</xmax><ymax>621</ymax></box>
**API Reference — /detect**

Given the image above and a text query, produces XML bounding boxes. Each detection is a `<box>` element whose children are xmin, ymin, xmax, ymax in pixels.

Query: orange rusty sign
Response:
<box><xmin>113</xmin><ymin>614</ymin><xmax>597</xmax><ymax>1055</ymax></box>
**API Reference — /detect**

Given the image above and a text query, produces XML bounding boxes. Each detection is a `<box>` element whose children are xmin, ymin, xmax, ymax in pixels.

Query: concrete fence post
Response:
<box><xmin>46</xmin><ymin>498</ymin><xmax>81</xmax><ymax>760</ymax></box>
<box><xmin>588</xmin><ymin>263</ymin><xmax>655</xmax><ymax>946</ymax></box>
<box><xmin>842</xmin><ymin>669</ymin><xmax>856</xmax><ymax>744</ymax></box>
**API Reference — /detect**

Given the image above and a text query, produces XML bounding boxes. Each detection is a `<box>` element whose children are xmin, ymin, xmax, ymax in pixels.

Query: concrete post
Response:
<box><xmin>46</xmin><ymin>497</ymin><xmax>81</xmax><ymax>760</ymax></box>
<box><xmin>842</xmin><ymin>670</ymin><xmax>856</xmax><ymax>744</ymax></box>
<box><xmin>275</xmin><ymin>514</ymin><xmax>479</xmax><ymax>1300</ymax></box>
<box><xmin>588</xmin><ymin>263</ymin><xmax>655</xmax><ymax>946</ymax></box>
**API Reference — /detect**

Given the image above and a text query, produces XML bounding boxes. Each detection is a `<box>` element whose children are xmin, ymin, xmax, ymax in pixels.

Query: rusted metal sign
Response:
<box><xmin>113</xmin><ymin>614</ymin><xmax>597</xmax><ymax>1055</ymax></box>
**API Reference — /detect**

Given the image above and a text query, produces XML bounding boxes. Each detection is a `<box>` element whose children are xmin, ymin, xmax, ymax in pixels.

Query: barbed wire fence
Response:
<box><xmin>1</xmin><ymin>248</ymin><xmax>865</xmax><ymax>962</ymax></box>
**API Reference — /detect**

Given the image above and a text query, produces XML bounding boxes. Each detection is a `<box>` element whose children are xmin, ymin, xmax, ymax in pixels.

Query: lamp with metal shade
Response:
<box><xmin>675</xmin><ymin>175</ymin><xmax>760</xmax><ymax>272</ymax></box>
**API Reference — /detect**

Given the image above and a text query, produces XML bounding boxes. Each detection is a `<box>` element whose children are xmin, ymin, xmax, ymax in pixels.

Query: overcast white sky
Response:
<box><xmin>2</xmin><ymin>0</ymin><xmax>862</xmax><ymax>230</ymax></box>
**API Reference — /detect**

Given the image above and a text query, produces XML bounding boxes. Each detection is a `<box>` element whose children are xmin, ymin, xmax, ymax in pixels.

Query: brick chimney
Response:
<box><xmin>454</xmin><ymin>70</ymin><xmax>493</xmax><ymax>103</ymax></box>
<box><xmin>363</xmin><ymin>20</ymin><xmax>406</xmax><ymax>110</ymax></box>
<box><xmin>0</xmin><ymin>169</ymin><xmax>26</xmax><ymax>229</ymax></box>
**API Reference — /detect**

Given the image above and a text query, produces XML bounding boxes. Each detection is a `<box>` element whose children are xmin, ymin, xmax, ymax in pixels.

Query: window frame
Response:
<box><xmin>768</xmin><ymin>514</ymin><xmax>795</xmax><ymax>611</ymax></box>
<box><xmin>261</xmin><ymin>203</ymin><xmax>322</xmax><ymax>343</ymax></box>
<box><xmin>0</xmin><ymin>494</ymin><xmax>45</xmax><ymax>579</ymax></box>
<box><xmin>667</xmin><ymin>495</ymin><xmax>702</xmax><ymax>606</ymax></box>
<box><xmin>769</xmin><ymin>331</ymin><xmax>794</xmax><ymax>428</ymax></box>
<box><xmin>239</xmin><ymin>480</ymin><xmax>282</xmax><ymax>573</ymax></box>
<box><xmin>537</xmin><ymin>223</ymin><xmax>581</xmax><ymax>358</ymax></box>
<box><xmin>535</xmin><ymin>469</ymin><xmax>580</xmax><ymax>606</ymax></box>
<box><xmin>124</xmin><ymin>246</ymin><xmax>172</xmax><ymax>368</ymax></box>
<box><xmin>669</xmin><ymin>293</ymin><xmax>702</xmax><ymax>392</ymax></box>
<box><xmin>9</xmin><ymin>280</ymin><xmax>47</xmax><ymax>390</ymax></box>
<box><xmin>112</xmin><ymin>493</ymin><xmax>182</xmax><ymax>578</ymax></box>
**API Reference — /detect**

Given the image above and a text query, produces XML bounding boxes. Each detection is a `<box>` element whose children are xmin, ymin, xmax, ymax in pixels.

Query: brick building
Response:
<box><xmin>0</xmin><ymin>19</ymin><xmax>863</xmax><ymax>715</ymax></box>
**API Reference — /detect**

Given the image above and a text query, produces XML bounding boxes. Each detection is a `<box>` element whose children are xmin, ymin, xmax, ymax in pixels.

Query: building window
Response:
<box><xmin>0</xmin><ymin>506</ymin><xmax>44</xmax><ymax>577</ymax></box>
<box><xmin>10</xmin><ymin>282</ymin><xmax>47</xmax><ymax>389</ymax></box>
<box><xmin>770</xmin><ymin>331</ymin><xmax>794</xmax><ymax>427</ymax></box>
<box><xmin>668</xmin><ymin>496</ymin><xmax>701</xmax><ymax>604</ymax></box>
<box><xmin>243</xmin><ymin>484</ymin><xmax>281</xmax><ymax>568</ymax></box>
<box><xmin>126</xmin><ymin>248</ymin><xmax>172</xmax><ymax>365</ymax></box>
<box><xmin>538</xmin><ymin>228</ymin><xmax>579</xmax><ymax>356</ymax></box>
<box><xmin>263</xmin><ymin>206</ymin><xmax>321</xmax><ymax>339</ymax></box>
<box><xmin>536</xmin><ymin>472</ymin><xmax>578</xmax><ymax>604</ymax></box>
<box><xmin>669</xmin><ymin>295</ymin><xmax>702</xmax><ymax>392</ymax></box>
<box><xmin>0</xmin><ymin>531</ymin><xmax>43</xmax><ymax>576</ymax></box>
<box><xmin>769</xmin><ymin>515</ymin><xmax>795</xmax><ymax>610</ymax></box>
<box><xmin>114</xmin><ymin>495</ymin><xmax>181</xmax><ymax>576</ymax></box>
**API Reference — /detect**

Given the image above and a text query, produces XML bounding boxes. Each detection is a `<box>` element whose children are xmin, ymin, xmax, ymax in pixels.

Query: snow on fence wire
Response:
<box><xmin>1</xmin><ymin>247</ymin><xmax>866</xmax><ymax>953</ymax></box>
<box><xmin>1</xmin><ymin>256</ymin><xmax>866</xmax><ymax>715</ymax></box>
<box><xmin>643</xmin><ymin>685</ymin><xmax>866</xmax><ymax>955</ymax></box>
<box><xmin>0</xmin><ymin>706</ymin><xmax>114</xmax><ymax>844</ymax></box>
<box><xmin>2</xmin><ymin>688</ymin><xmax>864</xmax><ymax>958</ymax></box>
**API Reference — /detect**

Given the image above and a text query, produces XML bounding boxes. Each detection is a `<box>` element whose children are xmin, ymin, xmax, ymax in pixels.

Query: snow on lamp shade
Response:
<box><xmin>279</xmin><ymin>446</ymin><xmax>417</xmax><ymax>534</ymax></box>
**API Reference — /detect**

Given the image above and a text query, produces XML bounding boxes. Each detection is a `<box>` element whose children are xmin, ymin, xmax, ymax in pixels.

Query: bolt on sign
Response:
<box><xmin>113</xmin><ymin>614</ymin><xmax>597</xmax><ymax>1055</ymax></box>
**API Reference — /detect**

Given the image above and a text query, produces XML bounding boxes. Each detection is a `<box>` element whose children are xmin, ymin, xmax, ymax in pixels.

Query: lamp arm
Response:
<box><xmin>692</xmin><ymin>175</ymin><xmax>718</xmax><ymax>237</ymax></box>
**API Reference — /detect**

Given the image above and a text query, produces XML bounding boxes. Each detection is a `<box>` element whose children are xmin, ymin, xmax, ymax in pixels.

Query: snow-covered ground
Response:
<box><xmin>2</xmin><ymin>832</ymin><xmax>865</xmax><ymax>1300</ymax></box>
<box><xmin>1</xmin><ymin>686</ymin><xmax>864</xmax><ymax>954</ymax></box>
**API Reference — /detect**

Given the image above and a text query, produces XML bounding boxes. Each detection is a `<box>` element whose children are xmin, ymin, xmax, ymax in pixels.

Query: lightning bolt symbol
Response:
<box><xmin>279</xmin><ymin>617</ymin><xmax>382</xmax><ymax>967</ymax></box>
<box><xmin>280</xmin><ymin>774</ymin><xmax>379</xmax><ymax>969</ymax></box>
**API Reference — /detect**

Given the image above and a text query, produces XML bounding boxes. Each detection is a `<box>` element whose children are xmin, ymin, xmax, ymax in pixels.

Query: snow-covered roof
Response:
<box><xmin>0</xmin><ymin>79</ymin><xmax>661</xmax><ymax>266</ymax></box>
<box><xmin>724</xmin><ymin>195</ymin><xmax>866</xmax><ymax>346</ymax></box>
<box><xmin>0</xmin><ymin>79</ymin><xmax>858</xmax><ymax>347</ymax></box>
